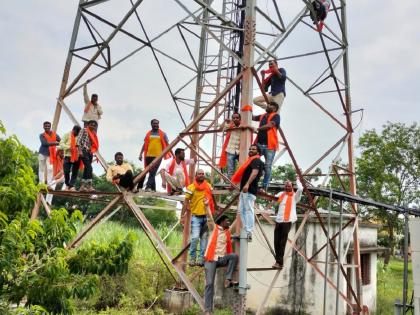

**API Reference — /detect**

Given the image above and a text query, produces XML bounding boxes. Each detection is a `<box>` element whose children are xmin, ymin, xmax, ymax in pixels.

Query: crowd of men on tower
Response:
<box><xmin>38</xmin><ymin>59</ymin><xmax>307</xmax><ymax>315</ymax></box>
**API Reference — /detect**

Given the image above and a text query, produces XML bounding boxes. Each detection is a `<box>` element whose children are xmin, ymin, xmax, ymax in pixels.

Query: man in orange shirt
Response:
<box><xmin>138</xmin><ymin>119</ymin><xmax>171</xmax><ymax>192</ymax></box>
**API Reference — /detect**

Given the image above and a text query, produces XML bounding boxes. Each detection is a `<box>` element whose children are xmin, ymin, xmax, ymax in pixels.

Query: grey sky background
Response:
<box><xmin>0</xmin><ymin>1</ymin><xmax>419</xmax><ymax>179</ymax></box>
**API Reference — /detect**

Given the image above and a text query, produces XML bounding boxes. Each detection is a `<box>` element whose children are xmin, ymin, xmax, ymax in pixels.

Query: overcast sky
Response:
<box><xmin>0</xmin><ymin>0</ymin><xmax>419</xmax><ymax>179</ymax></box>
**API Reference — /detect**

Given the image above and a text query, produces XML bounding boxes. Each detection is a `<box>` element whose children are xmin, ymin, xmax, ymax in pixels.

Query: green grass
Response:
<box><xmin>376</xmin><ymin>257</ymin><xmax>413</xmax><ymax>315</ymax></box>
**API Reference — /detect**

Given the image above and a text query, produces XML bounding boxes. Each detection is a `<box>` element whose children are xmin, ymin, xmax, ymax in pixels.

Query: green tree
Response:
<box><xmin>0</xmin><ymin>122</ymin><xmax>39</xmax><ymax>219</ymax></box>
<box><xmin>356</xmin><ymin>122</ymin><xmax>420</xmax><ymax>261</ymax></box>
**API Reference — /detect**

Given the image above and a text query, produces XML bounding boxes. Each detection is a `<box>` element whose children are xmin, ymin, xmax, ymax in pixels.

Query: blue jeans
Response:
<box><xmin>239</xmin><ymin>192</ymin><xmax>256</xmax><ymax>233</ymax></box>
<box><xmin>227</xmin><ymin>152</ymin><xmax>239</xmax><ymax>179</ymax></box>
<box><xmin>258</xmin><ymin>144</ymin><xmax>276</xmax><ymax>188</ymax></box>
<box><xmin>189</xmin><ymin>215</ymin><xmax>209</xmax><ymax>261</ymax></box>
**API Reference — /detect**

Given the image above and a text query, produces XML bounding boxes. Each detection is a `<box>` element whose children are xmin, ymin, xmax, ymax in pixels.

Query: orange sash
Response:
<box><xmin>86</xmin><ymin>128</ymin><xmax>99</xmax><ymax>153</ymax></box>
<box><xmin>258</xmin><ymin>113</ymin><xmax>279</xmax><ymax>151</ymax></box>
<box><xmin>43</xmin><ymin>131</ymin><xmax>57</xmax><ymax>165</ymax></box>
<box><xmin>53</xmin><ymin>152</ymin><xmax>63</xmax><ymax>177</ymax></box>
<box><xmin>70</xmin><ymin>132</ymin><xmax>84</xmax><ymax>169</ymax></box>
<box><xmin>143</xmin><ymin>129</ymin><xmax>172</xmax><ymax>166</ymax></box>
<box><xmin>218</xmin><ymin>122</ymin><xmax>234</xmax><ymax>168</ymax></box>
<box><xmin>205</xmin><ymin>226</ymin><xmax>232</xmax><ymax>262</ymax></box>
<box><xmin>194</xmin><ymin>180</ymin><xmax>215</xmax><ymax>214</ymax></box>
<box><xmin>167</xmin><ymin>159</ymin><xmax>189</xmax><ymax>192</ymax></box>
<box><xmin>231</xmin><ymin>155</ymin><xmax>261</xmax><ymax>184</ymax></box>
<box><xmin>277</xmin><ymin>191</ymin><xmax>294</xmax><ymax>222</ymax></box>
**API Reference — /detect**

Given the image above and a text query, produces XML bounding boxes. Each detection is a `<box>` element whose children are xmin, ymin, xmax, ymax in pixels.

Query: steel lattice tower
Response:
<box><xmin>47</xmin><ymin>1</ymin><xmax>367</xmax><ymax>314</ymax></box>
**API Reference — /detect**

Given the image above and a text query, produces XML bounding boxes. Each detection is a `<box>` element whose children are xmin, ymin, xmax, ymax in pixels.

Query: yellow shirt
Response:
<box><xmin>146</xmin><ymin>134</ymin><xmax>163</xmax><ymax>157</ymax></box>
<box><xmin>185</xmin><ymin>183</ymin><xmax>212</xmax><ymax>216</ymax></box>
<box><xmin>106</xmin><ymin>163</ymin><xmax>133</xmax><ymax>182</ymax></box>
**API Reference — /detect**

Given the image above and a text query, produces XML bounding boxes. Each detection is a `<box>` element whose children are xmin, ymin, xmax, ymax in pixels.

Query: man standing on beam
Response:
<box><xmin>181</xmin><ymin>169</ymin><xmax>215</xmax><ymax>267</ymax></box>
<box><xmin>138</xmin><ymin>119</ymin><xmax>171</xmax><ymax>192</ymax></box>
<box><xmin>252</xmin><ymin>101</ymin><xmax>280</xmax><ymax>191</ymax></box>
<box><xmin>272</xmin><ymin>179</ymin><xmax>303</xmax><ymax>269</ymax></box>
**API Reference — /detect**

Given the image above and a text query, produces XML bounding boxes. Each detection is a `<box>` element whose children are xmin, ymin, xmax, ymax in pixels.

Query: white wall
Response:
<box><xmin>245</xmin><ymin>215</ymin><xmax>379</xmax><ymax>314</ymax></box>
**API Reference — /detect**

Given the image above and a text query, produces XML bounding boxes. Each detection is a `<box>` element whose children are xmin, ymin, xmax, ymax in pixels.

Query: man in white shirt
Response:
<box><xmin>82</xmin><ymin>83</ymin><xmax>103</xmax><ymax>126</ymax></box>
<box><xmin>272</xmin><ymin>179</ymin><xmax>303</xmax><ymax>269</ymax></box>
<box><xmin>160</xmin><ymin>148</ymin><xmax>195</xmax><ymax>195</ymax></box>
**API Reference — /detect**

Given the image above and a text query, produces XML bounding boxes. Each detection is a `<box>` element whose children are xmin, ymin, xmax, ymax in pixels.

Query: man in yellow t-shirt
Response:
<box><xmin>138</xmin><ymin>119</ymin><xmax>170</xmax><ymax>192</ymax></box>
<box><xmin>107</xmin><ymin>152</ymin><xmax>137</xmax><ymax>192</ymax></box>
<box><xmin>181</xmin><ymin>169</ymin><xmax>213</xmax><ymax>267</ymax></box>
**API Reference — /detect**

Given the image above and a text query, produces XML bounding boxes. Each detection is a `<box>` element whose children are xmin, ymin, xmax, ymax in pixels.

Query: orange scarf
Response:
<box><xmin>167</xmin><ymin>159</ymin><xmax>189</xmax><ymax>192</ymax></box>
<box><xmin>218</xmin><ymin>122</ymin><xmax>235</xmax><ymax>168</ymax></box>
<box><xmin>277</xmin><ymin>191</ymin><xmax>294</xmax><ymax>221</ymax></box>
<box><xmin>70</xmin><ymin>132</ymin><xmax>84</xmax><ymax>169</ymax></box>
<box><xmin>205</xmin><ymin>226</ymin><xmax>232</xmax><ymax>262</ymax></box>
<box><xmin>194</xmin><ymin>180</ymin><xmax>215</xmax><ymax>214</ymax></box>
<box><xmin>143</xmin><ymin>129</ymin><xmax>172</xmax><ymax>166</ymax></box>
<box><xmin>231</xmin><ymin>155</ymin><xmax>261</xmax><ymax>184</ymax></box>
<box><xmin>86</xmin><ymin>128</ymin><xmax>99</xmax><ymax>153</ymax></box>
<box><xmin>70</xmin><ymin>132</ymin><xmax>78</xmax><ymax>162</ymax></box>
<box><xmin>258</xmin><ymin>113</ymin><xmax>279</xmax><ymax>151</ymax></box>
<box><xmin>43</xmin><ymin>131</ymin><xmax>57</xmax><ymax>165</ymax></box>
<box><xmin>53</xmin><ymin>153</ymin><xmax>63</xmax><ymax>177</ymax></box>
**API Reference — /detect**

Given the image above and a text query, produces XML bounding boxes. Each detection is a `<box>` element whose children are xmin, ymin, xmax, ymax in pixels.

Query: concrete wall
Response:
<box><xmin>245</xmin><ymin>214</ymin><xmax>379</xmax><ymax>314</ymax></box>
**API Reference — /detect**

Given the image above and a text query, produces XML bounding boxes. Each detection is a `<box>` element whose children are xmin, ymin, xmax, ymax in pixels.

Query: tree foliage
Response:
<box><xmin>356</xmin><ymin>122</ymin><xmax>419</xmax><ymax>256</ymax></box>
<box><xmin>0</xmin><ymin>122</ymin><xmax>39</xmax><ymax>219</ymax></box>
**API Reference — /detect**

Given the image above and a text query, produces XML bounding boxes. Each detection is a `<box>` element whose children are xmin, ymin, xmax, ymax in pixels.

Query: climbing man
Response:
<box><xmin>252</xmin><ymin>101</ymin><xmax>280</xmax><ymax>191</ymax></box>
<box><xmin>218</xmin><ymin>112</ymin><xmax>242</xmax><ymax>179</ymax></box>
<box><xmin>82</xmin><ymin>82</ymin><xmax>103</xmax><ymax>127</ymax></box>
<box><xmin>181</xmin><ymin>169</ymin><xmax>215</xmax><ymax>267</ymax></box>
<box><xmin>203</xmin><ymin>199</ymin><xmax>238</xmax><ymax>315</ymax></box>
<box><xmin>310</xmin><ymin>0</ymin><xmax>331</xmax><ymax>31</ymax></box>
<box><xmin>253</xmin><ymin>59</ymin><xmax>286</xmax><ymax>112</ymax></box>
<box><xmin>59</xmin><ymin>125</ymin><xmax>82</xmax><ymax>191</ymax></box>
<box><xmin>107</xmin><ymin>152</ymin><xmax>137</xmax><ymax>192</ymax></box>
<box><xmin>77</xmin><ymin>120</ymin><xmax>99</xmax><ymax>192</ymax></box>
<box><xmin>272</xmin><ymin>179</ymin><xmax>303</xmax><ymax>269</ymax></box>
<box><xmin>38</xmin><ymin>121</ymin><xmax>61</xmax><ymax>185</ymax></box>
<box><xmin>231</xmin><ymin>144</ymin><xmax>264</xmax><ymax>238</ymax></box>
<box><xmin>138</xmin><ymin>119</ymin><xmax>171</xmax><ymax>191</ymax></box>
<box><xmin>160</xmin><ymin>148</ymin><xmax>195</xmax><ymax>195</ymax></box>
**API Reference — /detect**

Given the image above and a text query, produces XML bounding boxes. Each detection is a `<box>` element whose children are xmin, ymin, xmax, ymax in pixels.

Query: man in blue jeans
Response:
<box><xmin>182</xmin><ymin>169</ymin><xmax>214</xmax><ymax>266</ymax></box>
<box><xmin>252</xmin><ymin>102</ymin><xmax>280</xmax><ymax>191</ymax></box>
<box><xmin>231</xmin><ymin>145</ymin><xmax>264</xmax><ymax>238</ymax></box>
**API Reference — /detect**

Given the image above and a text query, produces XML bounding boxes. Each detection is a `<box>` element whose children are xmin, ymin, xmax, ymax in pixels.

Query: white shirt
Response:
<box><xmin>275</xmin><ymin>180</ymin><xmax>303</xmax><ymax>223</ymax></box>
<box><xmin>165</xmin><ymin>158</ymin><xmax>194</xmax><ymax>177</ymax></box>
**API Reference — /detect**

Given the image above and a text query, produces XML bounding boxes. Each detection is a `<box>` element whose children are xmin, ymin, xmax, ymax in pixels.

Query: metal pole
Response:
<box><xmin>235</xmin><ymin>0</ymin><xmax>256</xmax><ymax>313</ymax></box>
<box><xmin>323</xmin><ymin>184</ymin><xmax>333</xmax><ymax>315</ymax></box>
<box><xmin>336</xmin><ymin>200</ymin><xmax>344</xmax><ymax>315</ymax></box>
<box><xmin>402</xmin><ymin>209</ymin><xmax>409</xmax><ymax>314</ymax></box>
<box><xmin>340</xmin><ymin>1</ymin><xmax>363</xmax><ymax>312</ymax></box>
<box><xmin>52</xmin><ymin>0</ymin><xmax>86</xmax><ymax>131</ymax></box>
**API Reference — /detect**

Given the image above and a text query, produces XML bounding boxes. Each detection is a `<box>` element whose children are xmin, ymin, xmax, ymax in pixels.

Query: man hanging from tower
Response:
<box><xmin>231</xmin><ymin>144</ymin><xmax>264</xmax><ymax>238</ymax></box>
<box><xmin>272</xmin><ymin>179</ymin><xmax>303</xmax><ymax>269</ymax></box>
<box><xmin>310</xmin><ymin>0</ymin><xmax>331</xmax><ymax>32</ymax></box>
<box><xmin>82</xmin><ymin>82</ymin><xmax>103</xmax><ymax>127</ymax></box>
<box><xmin>138</xmin><ymin>119</ymin><xmax>171</xmax><ymax>192</ymax></box>
<box><xmin>218</xmin><ymin>112</ymin><xmax>242</xmax><ymax>179</ymax></box>
<box><xmin>253</xmin><ymin>59</ymin><xmax>286</xmax><ymax>112</ymax></box>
